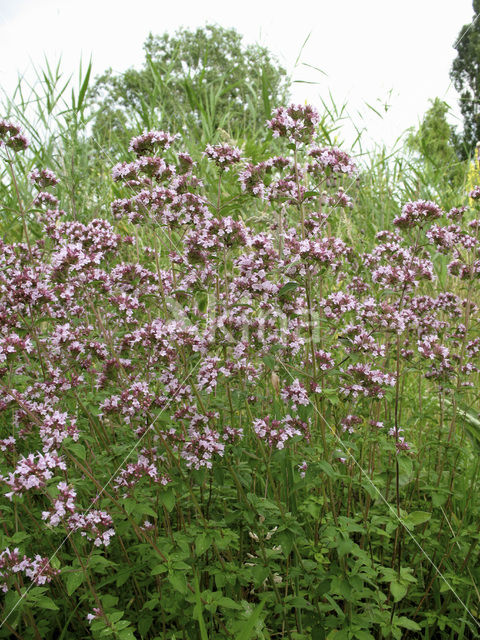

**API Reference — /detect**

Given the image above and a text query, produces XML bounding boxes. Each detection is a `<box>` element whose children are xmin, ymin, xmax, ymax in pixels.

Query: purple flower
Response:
<box><xmin>393</xmin><ymin>200</ymin><xmax>443</xmax><ymax>229</ymax></box>
<box><xmin>308</xmin><ymin>146</ymin><xmax>357</xmax><ymax>176</ymax></box>
<box><xmin>253</xmin><ymin>415</ymin><xmax>309</xmax><ymax>449</ymax></box>
<box><xmin>280</xmin><ymin>378</ymin><xmax>309</xmax><ymax>409</ymax></box>
<box><xmin>469</xmin><ymin>185</ymin><xmax>480</xmax><ymax>200</ymax></box>
<box><xmin>203</xmin><ymin>143</ymin><xmax>242</xmax><ymax>170</ymax></box>
<box><xmin>0</xmin><ymin>120</ymin><xmax>29</xmax><ymax>152</ymax></box>
<box><xmin>267</xmin><ymin>104</ymin><xmax>320</xmax><ymax>145</ymax></box>
<box><xmin>128</xmin><ymin>130</ymin><xmax>178</xmax><ymax>156</ymax></box>
<box><xmin>29</xmin><ymin>168</ymin><xmax>59</xmax><ymax>188</ymax></box>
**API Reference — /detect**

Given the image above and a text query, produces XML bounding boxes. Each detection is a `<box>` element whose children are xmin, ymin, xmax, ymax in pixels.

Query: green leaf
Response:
<box><xmin>195</xmin><ymin>533</ymin><xmax>212</xmax><ymax>556</ymax></box>
<box><xmin>160</xmin><ymin>489</ymin><xmax>176</xmax><ymax>512</ymax></box>
<box><xmin>395</xmin><ymin>616</ymin><xmax>421</xmax><ymax>631</ymax></box>
<box><xmin>277</xmin><ymin>531</ymin><xmax>294</xmax><ymax>557</ymax></box>
<box><xmin>287</xmin><ymin>596</ymin><xmax>313</xmax><ymax>609</ymax></box>
<box><xmin>116</xmin><ymin>570</ymin><xmax>131</xmax><ymax>587</ymax></box>
<box><xmin>77</xmin><ymin>59</ymin><xmax>92</xmax><ymax>111</ymax></box>
<box><xmin>431</xmin><ymin>491</ymin><xmax>448</xmax><ymax>507</ymax></box>
<box><xmin>218</xmin><ymin>596</ymin><xmax>242</xmax><ymax>610</ymax></box>
<box><xmin>151</xmin><ymin>563</ymin><xmax>167</xmax><ymax>576</ymax></box>
<box><xmin>68</xmin><ymin>443</ymin><xmax>86</xmax><ymax>460</ymax></box>
<box><xmin>101</xmin><ymin>594</ymin><xmax>118</xmax><ymax>608</ymax></box>
<box><xmin>404</xmin><ymin>511</ymin><xmax>431</xmax><ymax>528</ymax></box>
<box><xmin>123</xmin><ymin>498</ymin><xmax>136</xmax><ymax>515</ymax></box>
<box><xmin>109</xmin><ymin>611</ymin><xmax>124</xmax><ymax>623</ymax></box>
<box><xmin>196</xmin><ymin>291</ymin><xmax>208</xmax><ymax>312</ymax></box>
<box><xmin>262</xmin><ymin>355</ymin><xmax>276</xmax><ymax>370</ymax></box>
<box><xmin>11</xmin><ymin>531</ymin><xmax>29</xmax><ymax>543</ymax></box>
<box><xmin>337</xmin><ymin>538</ymin><xmax>353</xmax><ymax>558</ymax></box>
<box><xmin>237</xmin><ymin>600</ymin><xmax>266</xmax><ymax>640</ymax></box>
<box><xmin>134</xmin><ymin>503</ymin><xmax>157</xmax><ymax>518</ymax></box>
<box><xmin>3</xmin><ymin>590</ymin><xmax>22</xmax><ymax>621</ymax></box>
<box><xmin>168</xmin><ymin>571</ymin><xmax>188</xmax><ymax>594</ymax></box>
<box><xmin>36</xmin><ymin>596</ymin><xmax>59</xmax><ymax>610</ymax></box>
<box><xmin>114</xmin><ymin>620</ymin><xmax>130</xmax><ymax>630</ymax></box>
<box><xmin>311</xmin><ymin>624</ymin><xmax>326</xmax><ymax>640</ymax></box>
<box><xmin>354</xmin><ymin>631</ymin><xmax>375</xmax><ymax>640</ymax></box>
<box><xmin>215</xmin><ymin>572</ymin><xmax>226</xmax><ymax>588</ymax></box>
<box><xmin>390</xmin><ymin>581</ymin><xmax>408</xmax><ymax>602</ymax></box>
<box><xmin>65</xmin><ymin>570</ymin><xmax>84</xmax><ymax>596</ymax></box>
<box><xmin>138</xmin><ymin>614</ymin><xmax>153</xmax><ymax>637</ymax></box>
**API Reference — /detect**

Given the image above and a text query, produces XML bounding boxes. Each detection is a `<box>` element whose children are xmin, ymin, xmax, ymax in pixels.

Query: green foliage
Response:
<box><xmin>407</xmin><ymin>98</ymin><xmax>463</xmax><ymax>180</ymax></box>
<box><xmin>450</xmin><ymin>0</ymin><xmax>480</xmax><ymax>158</ymax></box>
<box><xmin>0</xmin><ymin>57</ymin><xmax>109</xmax><ymax>230</ymax></box>
<box><xmin>90</xmin><ymin>24</ymin><xmax>290</xmax><ymax>153</ymax></box>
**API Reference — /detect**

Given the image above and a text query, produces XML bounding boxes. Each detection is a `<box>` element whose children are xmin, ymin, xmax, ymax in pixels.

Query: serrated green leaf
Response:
<box><xmin>109</xmin><ymin>611</ymin><xmax>124</xmax><ymax>623</ymax></box>
<box><xmin>337</xmin><ymin>538</ymin><xmax>353</xmax><ymax>558</ymax></box>
<box><xmin>134</xmin><ymin>503</ymin><xmax>157</xmax><ymax>518</ymax></box>
<box><xmin>116</xmin><ymin>570</ymin><xmax>131</xmax><ymax>587</ymax></box>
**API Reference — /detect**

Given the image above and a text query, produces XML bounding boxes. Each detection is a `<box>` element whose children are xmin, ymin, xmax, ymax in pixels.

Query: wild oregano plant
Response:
<box><xmin>0</xmin><ymin>106</ymin><xmax>480</xmax><ymax>639</ymax></box>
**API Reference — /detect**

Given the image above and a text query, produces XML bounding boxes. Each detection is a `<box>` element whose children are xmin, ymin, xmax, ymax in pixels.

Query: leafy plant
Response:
<box><xmin>0</xmin><ymin>94</ymin><xmax>479</xmax><ymax>640</ymax></box>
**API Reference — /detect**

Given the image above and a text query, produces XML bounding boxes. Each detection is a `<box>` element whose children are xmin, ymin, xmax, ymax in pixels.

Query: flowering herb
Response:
<box><xmin>0</xmin><ymin>109</ymin><xmax>479</xmax><ymax>639</ymax></box>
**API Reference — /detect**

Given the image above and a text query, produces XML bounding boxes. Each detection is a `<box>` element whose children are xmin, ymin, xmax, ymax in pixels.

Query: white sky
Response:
<box><xmin>0</xmin><ymin>0</ymin><xmax>475</xmax><ymax>151</ymax></box>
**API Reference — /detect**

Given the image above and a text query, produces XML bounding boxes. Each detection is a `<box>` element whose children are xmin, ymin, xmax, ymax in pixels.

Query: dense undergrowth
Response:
<box><xmin>0</xmin><ymin>56</ymin><xmax>480</xmax><ymax>640</ymax></box>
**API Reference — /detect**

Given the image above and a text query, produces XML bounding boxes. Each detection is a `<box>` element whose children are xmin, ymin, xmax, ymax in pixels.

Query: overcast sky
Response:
<box><xmin>0</xmin><ymin>0</ymin><xmax>475</xmax><ymax>151</ymax></box>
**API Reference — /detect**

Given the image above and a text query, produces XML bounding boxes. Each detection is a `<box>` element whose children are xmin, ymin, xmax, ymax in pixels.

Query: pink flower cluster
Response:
<box><xmin>114</xmin><ymin>448</ymin><xmax>171</xmax><ymax>496</ymax></box>
<box><xmin>1</xmin><ymin>105</ymin><xmax>480</xmax><ymax>619</ymax></box>
<box><xmin>29</xmin><ymin>168</ymin><xmax>59</xmax><ymax>188</ymax></box>
<box><xmin>181</xmin><ymin>425</ymin><xmax>225</xmax><ymax>470</ymax></box>
<box><xmin>308</xmin><ymin>146</ymin><xmax>357</xmax><ymax>176</ymax></box>
<box><xmin>253</xmin><ymin>415</ymin><xmax>309</xmax><ymax>449</ymax></box>
<box><xmin>0</xmin><ymin>547</ymin><xmax>59</xmax><ymax>592</ymax></box>
<box><xmin>340</xmin><ymin>363</ymin><xmax>396</xmax><ymax>399</ymax></box>
<box><xmin>1</xmin><ymin>451</ymin><xmax>66</xmax><ymax>500</ymax></box>
<box><xmin>280</xmin><ymin>378</ymin><xmax>310</xmax><ymax>409</ymax></box>
<box><xmin>267</xmin><ymin>104</ymin><xmax>320</xmax><ymax>144</ymax></box>
<box><xmin>0</xmin><ymin>119</ymin><xmax>29</xmax><ymax>151</ymax></box>
<box><xmin>203</xmin><ymin>143</ymin><xmax>242</xmax><ymax>170</ymax></box>
<box><xmin>41</xmin><ymin>482</ymin><xmax>115</xmax><ymax>547</ymax></box>
<box><xmin>128</xmin><ymin>130</ymin><xmax>178</xmax><ymax>155</ymax></box>
<box><xmin>393</xmin><ymin>200</ymin><xmax>443</xmax><ymax>229</ymax></box>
